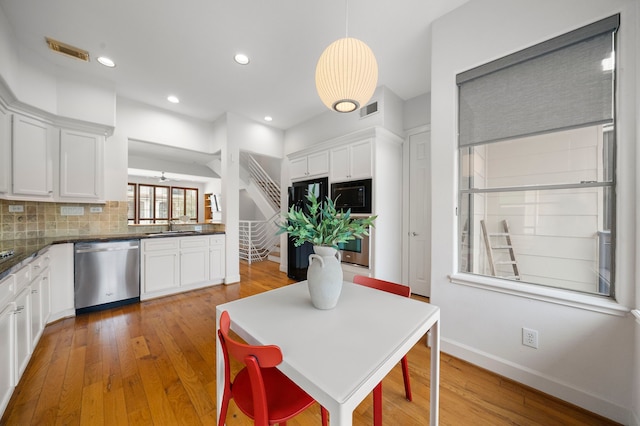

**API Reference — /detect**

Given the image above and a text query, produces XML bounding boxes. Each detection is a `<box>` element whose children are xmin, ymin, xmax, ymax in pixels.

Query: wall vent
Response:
<box><xmin>360</xmin><ymin>101</ymin><xmax>379</xmax><ymax>118</ymax></box>
<box><xmin>45</xmin><ymin>37</ymin><xmax>89</xmax><ymax>62</ymax></box>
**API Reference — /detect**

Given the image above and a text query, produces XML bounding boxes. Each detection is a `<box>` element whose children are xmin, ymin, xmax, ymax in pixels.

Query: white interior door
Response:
<box><xmin>409</xmin><ymin>131</ymin><xmax>431</xmax><ymax>297</ymax></box>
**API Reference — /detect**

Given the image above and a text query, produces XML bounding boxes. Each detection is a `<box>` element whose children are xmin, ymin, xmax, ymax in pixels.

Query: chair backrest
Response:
<box><xmin>218</xmin><ymin>310</ymin><xmax>283</xmax><ymax>425</ymax></box>
<box><xmin>353</xmin><ymin>275</ymin><xmax>411</xmax><ymax>298</ymax></box>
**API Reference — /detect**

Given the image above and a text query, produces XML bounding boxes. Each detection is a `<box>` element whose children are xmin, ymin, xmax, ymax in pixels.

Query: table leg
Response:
<box><xmin>430</xmin><ymin>319</ymin><xmax>440</xmax><ymax>425</ymax></box>
<box><xmin>330</xmin><ymin>406</ymin><xmax>353</xmax><ymax>426</ymax></box>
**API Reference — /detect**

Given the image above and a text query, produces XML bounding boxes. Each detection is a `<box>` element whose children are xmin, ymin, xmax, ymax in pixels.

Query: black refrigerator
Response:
<box><xmin>287</xmin><ymin>177</ymin><xmax>328</xmax><ymax>280</ymax></box>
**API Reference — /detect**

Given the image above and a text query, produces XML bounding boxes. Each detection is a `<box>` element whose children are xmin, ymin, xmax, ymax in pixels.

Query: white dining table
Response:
<box><xmin>216</xmin><ymin>281</ymin><xmax>440</xmax><ymax>425</ymax></box>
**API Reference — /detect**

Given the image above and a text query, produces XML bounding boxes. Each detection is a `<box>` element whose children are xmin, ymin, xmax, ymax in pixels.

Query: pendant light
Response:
<box><xmin>315</xmin><ymin>1</ymin><xmax>378</xmax><ymax>113</ymax></box>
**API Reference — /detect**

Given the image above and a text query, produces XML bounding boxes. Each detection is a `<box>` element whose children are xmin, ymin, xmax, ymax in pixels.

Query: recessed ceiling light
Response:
<box><xmin>234</xmin><ymin>53</ymin><xmax>250</xmax><ymax>65</ymax></box>
<box><xmin>96</xmin><ymin>56</ymin><xmax>116</xmax><ymax>67</ymax></box>
<box><xmin>167</xmin><ymin>95</ymin><xmax>180</xmax><ymax>104</ymax></box>
<box><xmin>264</xmin><ymin>116</ymin><xmax>273</xmax><ymax>122</ymax></box>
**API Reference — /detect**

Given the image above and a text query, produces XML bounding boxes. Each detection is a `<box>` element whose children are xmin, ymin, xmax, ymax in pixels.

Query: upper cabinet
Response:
<box><xmin>290</xmin><ymin>151</ymin><xmax>329</xmax><ymax>181</ymax></box>
<box><xmin>0</xmin><ymin>109</ymin><xmax>10</xmax><ymax>193</ymax></box>
<box><xmin>12</xmin><ymin>115</ymin><xmax>53</xmax><ymax>199</ymax></box>
<box><xmin>59</xmin><ymin>129</ymin><xmax>104</xmax><ymax>200</ymax></box>
<box><xmin>0</xmin><ymin>113</ymin><xmax>106</xmax><ymax>203</ymax></box>
<box><xmin>330</xmin><ymin>139</ymin><xmax>372</xmax><ymax>182</ymax></box>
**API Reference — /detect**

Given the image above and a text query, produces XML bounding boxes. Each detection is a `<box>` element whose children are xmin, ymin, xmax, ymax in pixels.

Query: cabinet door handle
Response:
<box><xmin>32</xmin><ymin>289</ymin><xmax>38</xmax><ymax>294</ymax></box>
<box><xmin>16</xmin><ymin>306</ymin><xmax>25</xmax><ymax>313</ymax></box>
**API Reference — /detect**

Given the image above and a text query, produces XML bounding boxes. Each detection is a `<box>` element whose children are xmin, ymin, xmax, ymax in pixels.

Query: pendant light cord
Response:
<box><xmin>345</xmin><ymin>0</ymin><xmax>349</xmax><ymax>38</ymax></box>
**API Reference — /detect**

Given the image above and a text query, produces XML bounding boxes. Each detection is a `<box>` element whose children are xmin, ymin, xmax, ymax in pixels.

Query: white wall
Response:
<box><xmin>117</xmin><ymin>97</ymin><xmax>215</xmax><ymax>153</ymax></box>
<box><xmin>0</xmin><ymin>6</ymin><xmax>18</xmax><ymax>93</ymax></box>
<box><xmin>633</xmin><ymin>3</ymin><xmax>640</xmax><ymax>423</ymax></box>
<box><xmin>431</xmin><ymin>0</ymin><xmax>637</xmax><ymax>423</ymax></box>
<box><xmin>239</xmin><ymin>190</ymin><xmax>264</xmax><ymax>221</ymax></box>
<box><xmin>0</xmin><ymin>6</ymin><xmax>116</xmax><ymax>126</ymax></box>
<box><xmin>227</xmin><ymin>112</ymin><xmax>284</xmax><ymax>158</ymax></box>
<box><xmin>403</xmin><ymin>92</ymin><xmax>430</xmax><ymax>131</ymax></box>
<box><xmin>283</xmin><ymin>85</ymin><xmax>404</xmax><ymax>155</ymax></box>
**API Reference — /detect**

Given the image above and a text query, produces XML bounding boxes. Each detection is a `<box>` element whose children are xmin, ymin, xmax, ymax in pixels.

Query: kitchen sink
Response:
<box><xmin>145</xmin><ymin>231</ymin><xmax>200</xmax><ymax>237</ymax></box>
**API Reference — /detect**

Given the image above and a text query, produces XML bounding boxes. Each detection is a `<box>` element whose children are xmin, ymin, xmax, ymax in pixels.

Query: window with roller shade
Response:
<box><xmin>457</xmin><ymin>15</ymin><xmax>618</xmax><ymax>297</ymax></box>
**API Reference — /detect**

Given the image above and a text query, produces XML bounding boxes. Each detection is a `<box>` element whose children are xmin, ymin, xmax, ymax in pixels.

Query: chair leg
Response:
<box><xmin>373</xmin><ymin>382</ymin><xmax>383</xmax><ymax>426</ymax></box>
<box><xmin>321</xmin><ymin>406</ymin><xmax>328</xmax><ymax>426</ymax></box>
<box><xmin>401</xmin><ymin>355</ymin><xmax>413</xmax><ymax>401</ymax></box>
<box><xmin>218</xmin><ymin>391</ymin><xmax>231</xmax><ymax>426</ymax></box>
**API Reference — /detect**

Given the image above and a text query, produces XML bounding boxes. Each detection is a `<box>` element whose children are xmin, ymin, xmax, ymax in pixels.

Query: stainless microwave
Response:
<box><xmin>337</xmin><ymin>234</ymin><xmax>370</xmax><ymax>267</ymax></box>
<box><xmin>331</xmin><ymin>178</ymin><xmax>372</xmax><ymax>214</ymax></box>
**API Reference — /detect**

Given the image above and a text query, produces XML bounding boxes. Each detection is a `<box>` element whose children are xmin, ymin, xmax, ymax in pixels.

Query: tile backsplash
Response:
<box><xmin>0</xmin><ymin>199</ymin><xmax>128</xmax><ymax>240</ymax></box>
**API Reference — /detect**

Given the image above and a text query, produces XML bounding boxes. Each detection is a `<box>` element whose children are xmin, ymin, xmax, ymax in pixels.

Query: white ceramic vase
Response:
<box><xmin>307</xmin><ymin>245</ymin><xmax>344</xmax><ymax>310</ymax></box>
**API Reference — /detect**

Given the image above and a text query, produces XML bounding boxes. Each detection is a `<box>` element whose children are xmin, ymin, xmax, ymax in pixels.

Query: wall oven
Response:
<box><xmin>331</xmin><ymin>178</ymin><xmax>372</xmax><ymax>214</ymax></box>
<box><xmin>337</xmin><ymin>234</ymin><xmax>370</xmax><ymax>267</ymax></box>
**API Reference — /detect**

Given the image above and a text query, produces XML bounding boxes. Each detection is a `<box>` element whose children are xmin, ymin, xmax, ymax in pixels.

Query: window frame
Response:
<box><xmin>454</xmin><ymin>15</ymin><xmax>619</xmax><ymax>306</ymax></box>
<box><xmin>127</xmin><ymin>182</ymin><xmax>200</xmax><ymax>224</ymax></box>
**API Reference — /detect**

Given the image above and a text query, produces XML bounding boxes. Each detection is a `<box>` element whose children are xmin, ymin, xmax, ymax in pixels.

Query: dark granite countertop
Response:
<box><xmin>0</xmin><ymin>231</ymin><xmax>225</xmax><ymax>281</ymax></box>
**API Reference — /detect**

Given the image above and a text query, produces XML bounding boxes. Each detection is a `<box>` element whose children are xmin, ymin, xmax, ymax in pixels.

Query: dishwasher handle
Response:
<box><xmin>75</xmin><ymin>244</ymin><xmax>139</xmax><ymax>254</ymax></box>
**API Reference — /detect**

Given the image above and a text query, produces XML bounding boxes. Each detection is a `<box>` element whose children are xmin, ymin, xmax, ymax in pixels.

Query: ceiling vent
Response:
<box><xmin>45</xmin><ymin>37</ymin><xmax>89</xmax><ymax>62</ymax></box>
<box><xmin>359</xmin><ymin>101</ymin><xmax>379</xmax><ymax>119</ymax></box>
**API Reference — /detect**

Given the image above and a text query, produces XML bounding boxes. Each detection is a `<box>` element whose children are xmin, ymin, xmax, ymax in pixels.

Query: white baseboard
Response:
<box><xmin>441</xmin><ymin>338</ymin><xmax>629</xmax><ymax>424</ymax></box>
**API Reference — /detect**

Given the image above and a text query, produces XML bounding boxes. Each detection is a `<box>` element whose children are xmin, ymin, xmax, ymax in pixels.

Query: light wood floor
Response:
<box><xmin>1</xmin><ymin>261</ymin><xmax>619</xmax><ymax>425</ymax></box>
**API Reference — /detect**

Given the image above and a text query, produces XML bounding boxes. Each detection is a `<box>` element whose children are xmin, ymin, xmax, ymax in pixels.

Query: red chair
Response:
<box><xmin>218</xmin><ymin>310</ymin><xmax>328</xmax><ymax>426</ymax></box>
<box><xmin>353</xmin><ymin>275</ymin><xmax>413</xmax><ymax>426</ymax></box>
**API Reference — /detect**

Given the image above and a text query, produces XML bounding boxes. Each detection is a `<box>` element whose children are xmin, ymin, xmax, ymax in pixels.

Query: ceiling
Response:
<box><xmin>0</xmin><ymin>0</ymin><xmax>468</xmax><ymax>131</ymax></box>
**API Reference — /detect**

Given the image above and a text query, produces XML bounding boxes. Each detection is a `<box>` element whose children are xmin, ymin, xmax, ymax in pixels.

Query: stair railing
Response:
<box><xmin>239</xmin><ymin>212</ymin><xmax>281</xmax><ymax>264</ymax></box>
<box><xmin>241</xmin><ymin>152</ymin><xmax>281</xmax><ymax>211</ymax></box>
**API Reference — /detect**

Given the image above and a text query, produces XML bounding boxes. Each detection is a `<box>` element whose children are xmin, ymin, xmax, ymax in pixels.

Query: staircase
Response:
<box><xmin>239</xmin><ymin>153</ymin><xmax>282</xmax><ymax>263</ymax></box>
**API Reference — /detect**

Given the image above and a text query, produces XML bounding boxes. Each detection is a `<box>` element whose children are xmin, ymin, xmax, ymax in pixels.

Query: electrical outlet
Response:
<box><xmin>522</xmin><ymin>327</ymin><xmax>539</xmax><ymax>348</ymax></box>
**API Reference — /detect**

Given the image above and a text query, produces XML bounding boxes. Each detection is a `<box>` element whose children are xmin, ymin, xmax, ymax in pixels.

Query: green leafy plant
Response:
<box><xmin>277</xmin><ymin>190</ymin><xmax>377</xmax><ymax>248</ymax></box>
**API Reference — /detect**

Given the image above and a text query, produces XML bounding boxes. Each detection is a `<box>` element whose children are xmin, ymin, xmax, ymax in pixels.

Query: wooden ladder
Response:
<box><xmin>480</xmin><ymin>219</ymin><xmax>520</xmax><ymax>280</ymax></box>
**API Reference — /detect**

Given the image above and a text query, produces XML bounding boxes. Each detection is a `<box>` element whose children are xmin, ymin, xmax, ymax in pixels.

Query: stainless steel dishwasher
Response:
<box><xmin>74</xmin><ymin>240</ymin><xmax>140</xmax><ymax>313</ymax></box>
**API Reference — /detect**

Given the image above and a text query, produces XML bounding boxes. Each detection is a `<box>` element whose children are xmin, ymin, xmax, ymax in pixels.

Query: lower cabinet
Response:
<box><xmin>142</xmin><ymin>238</ymin><xmax>180</xmax><ymax>294</ymax></box>
<box><xmin>180</xmin><ymin>237</ymin><xmax>209</xmax><ymax>286</ymax></box>
<box><xmin>0</xmin><ymin>304</ymin><xmax>14</xmax><ymax>416</ymax></box>
<box><xmin>209</xmin><ymin>235</ymin><xmax>225</xmax><ymax>281</ymax></box>
<box><xmin>14</xmin><ymin>287</ymin><xmax>30</xmax><ymax>381</ymax></box>
<box><xmin>29</xmin><ymin>270</ymin><xmax>50</xmax><ymax>348</ymax></box>
<box><xmin>0</xmin><ymin>246</ymin><xmax>72</xmax><ymax>419</ymax></box>
<box><xmin>141</xmin><ymin>234</ymin><xmax>225</xmax><ymax>300</ymax></box>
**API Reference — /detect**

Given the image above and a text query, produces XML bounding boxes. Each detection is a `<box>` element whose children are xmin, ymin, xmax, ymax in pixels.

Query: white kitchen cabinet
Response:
<box><xmin>40</xmin><ymin>272</ymin><xmax>51</xmax><ymax>327</ymax></box>
<box><xmin>48</xmin><ymin>243</ymin><xmax>74</xmax><ymax>323</ymax></box>
<box><xmin>59</xmin><ymin>129</ymin><xmax>104</xmax><ymax>200</ymax></box>
<box><xmin>179</xmin><ymin>237</ymin><xmax>209</xmax><ymax>287</ymax></box>
<box><xmin>0</xmin><ymin>273</ymin><xmax>15</xmax><ymax>418</ymax></box>
<box><xmin>209</xmin><ymin>235</ymin><xmax>226</xmax><ymax>281</ymax></box>
<box><xmin>14</xmin><ymin>287</ymin><xmax>30</xmax><ymax>381</ymax></box>
<box><xmin>141</xmin><ymin>238</ymin><xmax>180</xmax><ymax>295</ymax></box>
<box><xmin>29</xmin><ymin>251</ymin><xmax>50</xmax><ymax>347</ymax></box>
<box><xmin>11</xmin><ymin>115</ymin><xmax>53</xmax><ymax>198</ymax></box>
<box><xmin>0</xmin><ymin>304</ymin><xmax>14</xmax><ymax>417</ymax></box>
<box><xmin>0</xmin><ymin>109</ymin><xmax>10</xmax><ymax>193</ymax></box>
<box><xmin>290</xmin><ymin>151</ymin><xmax>329</xmax><ymax>181</ymax></box>
<box><xmin>29</xmin><ymin>281</ymin><xmax>42</xmax><ymax>350</ymax></box>
<box><xmin>330</xmin><ymin>139</ymin><xmax>372</xmax><ymax>182</ymax></box>
<box><xmin>141</xmin><ymin>235</ymin><xmax>226</xmax><ymax>300</ymax></box>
